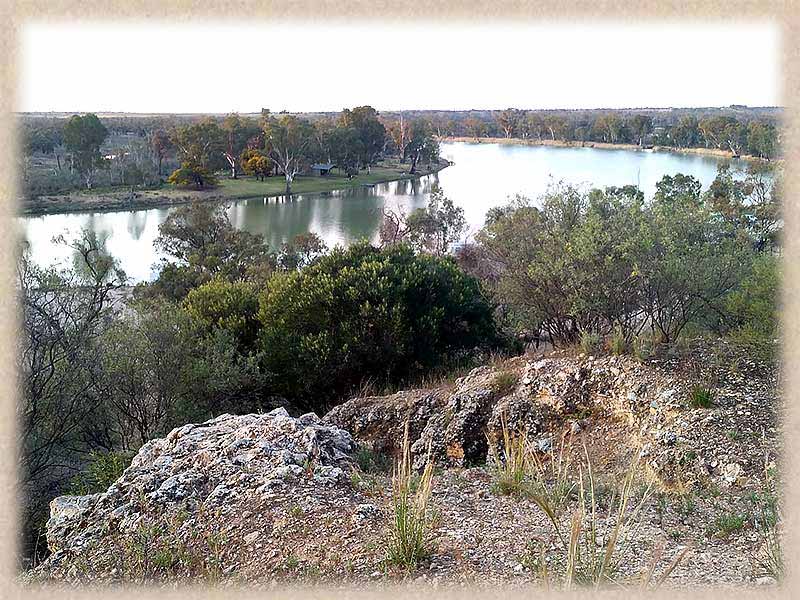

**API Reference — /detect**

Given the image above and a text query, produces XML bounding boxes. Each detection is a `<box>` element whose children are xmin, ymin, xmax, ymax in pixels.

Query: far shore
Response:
<box><xmin>442</xmin><ymin>136</ymin><xmax>773</xmax><ymax>163</ymax></box>
<box><xmin>20</xmin><ymin>159</ymin><xmax>450</xmax><ymax>217</ymax></box>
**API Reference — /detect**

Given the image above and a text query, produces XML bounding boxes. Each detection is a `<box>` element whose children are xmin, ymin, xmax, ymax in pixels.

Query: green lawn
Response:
<box><xmin>213</xmin><ymin>162</ymin><xmax>442</xmax><ymax>200</ymax></box>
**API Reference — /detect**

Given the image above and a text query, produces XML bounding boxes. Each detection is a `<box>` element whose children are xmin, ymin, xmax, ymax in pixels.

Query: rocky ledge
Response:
<box><xmin>32</xmin><ymin>346</ymin><xmax>781</xmax><ymax>588</ymax></box>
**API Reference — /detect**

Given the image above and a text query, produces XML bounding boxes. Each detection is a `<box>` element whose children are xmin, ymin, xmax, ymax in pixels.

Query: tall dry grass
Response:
<box><xmin>385</xmin><ymin>423</ymin><xmax>435</xmax><ymax>569</ymax></box>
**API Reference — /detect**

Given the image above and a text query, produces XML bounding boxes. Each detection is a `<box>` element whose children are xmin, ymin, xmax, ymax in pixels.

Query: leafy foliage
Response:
<box><xmin>147</xmin><ymin>203</ymin><xmax>275</xmax><ymax>299</ymax></box>
<box><xmin>380</xmin><ymin>184</ymin><xmax>466</xmax><ymax>255</ymax></box>
<box><xmin>167</xmin><ymin>161</ymin><xmax>219</xmax><ymax>189</ymax></box>
<box><xmin>470</xmin><ymin>166</ymin><xmax>778</xmax><ymax>346</ymax></box>
<box><xmin>183</xmin><ymin>279</ymin><xmax>261</xmax><ymax>350</ymax></box>
<box><xmin>62</xmin><ymin>113</ymin><xmax>109</xmax><ymax>189</ymax></box>
<box><xmin>69</xmin><ymin>451</ymin><xmax>134</xmax><ymax>495</ymax></box>
<box><xmin>256</xmin><ymin>242</ymin><xmax>498</xmax><ymax>407</ymax></box>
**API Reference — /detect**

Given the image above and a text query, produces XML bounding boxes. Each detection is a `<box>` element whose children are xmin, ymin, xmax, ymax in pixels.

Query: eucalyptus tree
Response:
<box><xmin>669</xmin><ymin>116</ymin><xmax>700</xmax><ymax>148</ymax></box>
<box><xmin>221</xmin><ymin>114</ymin><xmax>260</xmax><ymax>179</ymax></box>
<box><xmin>747</xmin><ymin>121</ymin><xmax>778</xmax><ymax>159</ymax></box>
<box><xmin>262</xmin><ymin>114</ymin><xmax>316</xmax><ymax>195</ymax></box>
<box><xmin>404</xmin><ymin>120</ymin><xmax>439</xmax><ymax>174</ymax></box>
<box><xmin>628</xmin><ymin>115</ymin><xmax>653</xmax><ymax>146</ymax></box>
<box><xmin>170</xmin><ymin>118</ymin><xmax>225</xmax><ymax>171</ymax></box>
<box><xmin>386</xmin><ymin>114</ymin><xmax>410</xmax><ymax>160</ymax></box>
<box><xmin>496</xmin><ymin>109</ymin><xmax>521</xmax><ymax>138</ymax></box>
<box><xmin>339</xmin><ymin>106</ymin><xmax>386</xmax><ymax>173</ymax></box>
<box><xmin>62</xmin><ymin>113</ymin><xmax>109</xmax><ymax>189</ymax></box>
<box><xmin>148</xmin><ymin>129</ymin><xmax>173</xmax><ymax>177</ymax></box>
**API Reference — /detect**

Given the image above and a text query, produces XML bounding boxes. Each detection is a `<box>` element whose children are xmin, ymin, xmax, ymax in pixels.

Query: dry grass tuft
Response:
<box><xmin>385</xmin><ymin>423</ymin><xmax>435</xmax><ymax>570</ymax></box>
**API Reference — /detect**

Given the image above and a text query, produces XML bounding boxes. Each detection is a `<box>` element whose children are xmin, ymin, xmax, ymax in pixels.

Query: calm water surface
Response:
<box><xmin>17</xmin><ymin>142</ymin><xmax>744</xmax><ymax>281</ymax></box>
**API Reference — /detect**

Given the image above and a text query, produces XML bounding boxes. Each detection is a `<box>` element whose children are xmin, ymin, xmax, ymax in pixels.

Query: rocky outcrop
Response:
<box><xmin>325</xmin><ymin>351</ymin><xmax>779</xmax><ymax>488</ymax></box>
<box><xmin>42</xmin><ymin>408</ymin><xmax>355</xmax><ymax>568</ymax></box>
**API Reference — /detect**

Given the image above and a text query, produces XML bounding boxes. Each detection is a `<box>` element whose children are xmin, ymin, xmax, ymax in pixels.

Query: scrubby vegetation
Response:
<box><xmin>386</xmin><ymin>428</ymin><xmax>436</xmax><ymax>570</ymax></box>
<box><xmin>459</xmin><ymin>163</ymin><xmax>780</xmax><ymax>350</ymax></box>
<box><xmin>16</xmin><ymin>155</ymin><xmax>782</xmax><ymax>574</ymax></box>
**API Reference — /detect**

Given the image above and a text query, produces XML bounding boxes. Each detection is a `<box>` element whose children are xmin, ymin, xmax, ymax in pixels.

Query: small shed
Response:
<box><xmin>311</xmin><ymin>163</ymin><xmax>335</xmax><ymax>176</ymax></box>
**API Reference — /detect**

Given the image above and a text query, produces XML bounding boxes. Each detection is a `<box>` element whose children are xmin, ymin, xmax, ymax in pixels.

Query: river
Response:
<box><xmin>16</xmin><ymin>141</ymin><xmax>744</xmax><ymax>282</ymax></box>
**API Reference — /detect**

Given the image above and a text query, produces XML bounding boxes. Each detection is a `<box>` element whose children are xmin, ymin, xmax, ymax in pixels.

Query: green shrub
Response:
<box><xmin>184</xmin><ymin>278</ymin><xmax>261</xmax><ymax>350</ymax></box>
<box><xmin>69</xmin><ymin>451</ymin><xmax>135</xmax><ymax>495</ymax></box>
<box><xmin>487</xmin><ymin>417</ymin><xmax>530</xmax><ymax>497</ymax></box>
<box><xmin>490</xmin><ymin>370</ymin><xmax>519</xmax><ymax>396</ymax></box>
<box><xmin>711</xmin><ymin>513</ymin><xmax>747</xmax><ymax>538</ymax></box>
<box><xmin>579</xmin><ymin>331</ymin><xmax>602</xmax><ymax>355</ymax></box>
<box><xmin>688</xmin><ymin>384</ymin><xmax>714</xmax><ymax>409</ymax></box>
<box><xmin>723</xmin><ymin>253</ymin><xmax>779</xmax><ymax>336</ymax></box>
<box><xmin>354</xmin><ymin>446</ymin><xmax>393</xmax><ymax>474</ymax></box>
<box><xmin>608</xmin><ymin>327</ymin><xmax>628</xmax><ymax>355</ymax></box>
<box><xmin>386</xmin><ymin>428</ymin><xmax>435</xmax><ymax>570</ymax></box>
<box><xmin>257</xmin><ymin>242</ymin><xmax>499</xmax><ymax>408</ymax></box>
<box><xmin>99</xmin><ymin>298</ymin><xmax>268</xmax><ymax>439</ymax></box>
<box><xmin>751</xmin><ymin>464</ymin><xmax>783</xmax><ymax>581</ymax></box>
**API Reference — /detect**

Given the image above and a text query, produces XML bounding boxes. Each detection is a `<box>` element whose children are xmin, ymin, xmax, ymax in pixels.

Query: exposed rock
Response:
<box><xmin>325</xmin><ymin>347</ymin><xmax>779</xmax><ymax>492</ymax></box>
<box><xmin>46</xmin><ymin>494</ymin><xmax>102</xmax><ymax>553</ymax></box>
<box><xmin>39</xmin><ymin>408</ymin><xmax>356</xmax><ymax>574</ymax></box>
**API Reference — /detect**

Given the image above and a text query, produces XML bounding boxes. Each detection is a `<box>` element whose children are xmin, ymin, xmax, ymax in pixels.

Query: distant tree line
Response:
<box><xmin>18</xmin><ymin>107</ymin><xmax>441</xmax><ymax>198</ymax></box>
<box><xmin>434</xmin><ymin>109</ymin><xmax>779</xmax><ymax>159</ymax></box>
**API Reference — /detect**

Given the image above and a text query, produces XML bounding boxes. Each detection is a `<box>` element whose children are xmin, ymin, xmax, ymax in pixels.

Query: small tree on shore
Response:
<box><xmin>167</xmin><ymin>161</ymin><xmax>218</xmax><ymax>189</ymax></box>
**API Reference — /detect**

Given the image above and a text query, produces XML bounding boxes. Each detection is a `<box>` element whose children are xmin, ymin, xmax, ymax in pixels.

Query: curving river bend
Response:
<box><xmin>16</xmin><ymin>142</ymin><xmax>745</xmax><ymax>282</ymax></box>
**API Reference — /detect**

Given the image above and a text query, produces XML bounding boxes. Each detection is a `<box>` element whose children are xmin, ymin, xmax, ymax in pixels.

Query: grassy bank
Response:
<box><xmin>443</xmin><ymin>136</ymin><xmax>771</xmax><ymax>163</ymax></box>
<box><xmin>20</xmin><ymin>159</ymin><xmax>449</xmax><ymax>216</ymax></box>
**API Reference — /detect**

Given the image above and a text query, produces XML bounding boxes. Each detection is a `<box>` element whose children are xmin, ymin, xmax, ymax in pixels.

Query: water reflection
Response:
<box><xmin>16</xmin><ymin>142</ymin><xmax>743</xmax><ymax>282</ymax></box>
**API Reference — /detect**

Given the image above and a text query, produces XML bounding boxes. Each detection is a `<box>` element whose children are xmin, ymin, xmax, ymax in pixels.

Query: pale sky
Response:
<box><xmin>19</xmin><ymin>21</ymin><xmax>781</xmax><ymax>113</ymax></box>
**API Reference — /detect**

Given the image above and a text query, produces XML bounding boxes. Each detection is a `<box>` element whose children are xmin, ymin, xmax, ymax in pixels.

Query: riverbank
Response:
<box><xmin>20</xmin><ymin>159</ymin><xmax>450</xmax><ymax>216</ymax></box>
<box><xmin>442</xmin><ymin>136</ymin><xmax>771</xmax><ymax>163</ymax></box>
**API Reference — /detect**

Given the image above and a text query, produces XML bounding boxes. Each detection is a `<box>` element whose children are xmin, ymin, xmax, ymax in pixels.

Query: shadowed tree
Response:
<box><xmin>62</xmin><ymin>113</ymin><xmax>108</xmax><ymax>189</ymax></box>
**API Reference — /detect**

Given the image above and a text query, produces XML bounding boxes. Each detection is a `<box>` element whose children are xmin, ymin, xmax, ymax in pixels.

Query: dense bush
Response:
<box><xmin>69</xmin><ymin>451</ymin><xmax>135</xmax><ymax>495</ymax></box>
<box><xmin>256</xmin><ymin>242</ymin><xmax>499</xmax><ymax>407</ymax></box>
<box><xmin>98</xmin><ymin>297</ymin><xmax>269</xmax><ymax>442</ymax></box>
<box><xmin>722</xmin><ymin>253</ymin><xmax>780</xmax><ymax>336</ymax></box>
<box><xmin>184</xmin><ymin>279</ymin><xmax>261</xmax><ymax>350</ymax></box>
<box><xmin>469</xmin><ymin>164</ymin><xmax>779</xmax><ymax>346</ymax></box>
<box><xmin>145</xmin><ymin>203</ymin><xmax>276</xmax><ymax>299</ymax></box>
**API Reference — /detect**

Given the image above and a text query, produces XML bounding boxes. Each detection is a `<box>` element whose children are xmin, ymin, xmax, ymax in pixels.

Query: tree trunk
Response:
<box><xmin>409</xmin><ymin>152</ymin><xmax>419</xmax><ymax>175</ymax></box>
<box><xmin>285</xmin><ymin>174</ymin><xmax>292</xmax><ymax>196</ymax></box>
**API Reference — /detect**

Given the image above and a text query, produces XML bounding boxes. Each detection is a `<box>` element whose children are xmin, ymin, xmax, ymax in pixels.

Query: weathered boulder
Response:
<box><xmin>46</xmin><ymin>494</ymin><xmax>102</xmax><ymax>553</ymax></box>
<box><xmin>324</xmin><ymin>351</ymin><xmax>770</xmax><ymax>488</ymax></box>
<box><xmin>42</xmin><ymin>408</ymin><xmax>355</xmax><ymax>562</ymax></box>
<box><xmin>324</xmin><ymin>389</ymin><xmax>445</xmax><ymax>457</ymax></box>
